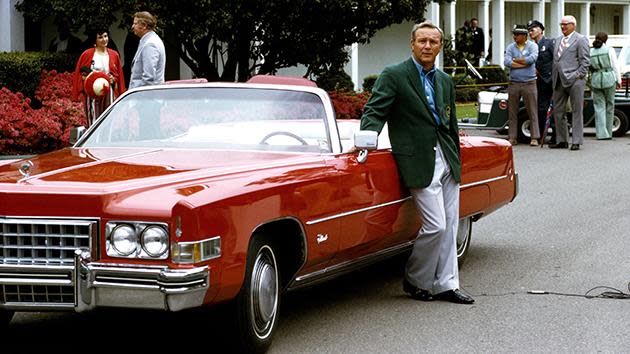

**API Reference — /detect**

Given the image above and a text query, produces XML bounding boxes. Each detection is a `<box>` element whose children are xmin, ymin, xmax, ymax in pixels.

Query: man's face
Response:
<box><xmin>528</xmin><ymin>27</ymin><xmax>542</xmax><ymax>41</ymax></box>
<box><xmin>471</xmin><ymin>20</ymin><xmax>478</xmax><ymax>29</ymax></box>
<box><xmin>132</xmin><ymin>17</ymin><xmax>147</xmax><ymax>37</ymax></box>
<box><xmin>411</xmin><ymin>27</ymin><xmax>442</xmax><ymax>69</ymax></box>
<box><xmin>513</xmin><ymin>33</ymin><xmax>527</xmax><ymax>45</ymax></box>
<box><xmin>560</xmin><ymin>21</ymin><xmax>575</xmax><ymax>36</ymax></box>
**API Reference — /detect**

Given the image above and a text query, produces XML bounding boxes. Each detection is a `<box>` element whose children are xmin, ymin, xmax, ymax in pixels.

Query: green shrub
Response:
<box><xmin>456</xmin><ymin>88</ymin><xmax>479</xmax><ymax>102</ymax></box>
<box><xmin>478</xmin><ymin>65</ymin><xmax>508</xmax><ymax>86</ymax></box>
<box><xmin>0</xmin><ymin>52</ymin><xmax>75</xmax><ymax>102</ymax></box>
<box><xmin>317</xmin><ymin>70</ymin><xmax>355</xmax><ymax>92</ymax></box>
<box><xmin>361</xmin><ymin>74</ymin><xmax>378</xmax><ymax>92</ymax></box>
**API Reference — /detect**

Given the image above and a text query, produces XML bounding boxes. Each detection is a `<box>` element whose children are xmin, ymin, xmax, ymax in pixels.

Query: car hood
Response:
<box><xmin>0</xmin><ymin>147</ymin><xmax>321</xmax><ymax>192</ymax></box>
<box><xmin>0</xmin><ymin>147</ymin><xmax>327</xmax><ymax>218</ymax></box>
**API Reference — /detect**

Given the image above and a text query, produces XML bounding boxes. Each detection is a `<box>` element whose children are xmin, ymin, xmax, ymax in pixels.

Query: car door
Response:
<box><xmin>325</xmin><ymin>145</ymin><xmax>419</xmax><ymax>264</ymax></box>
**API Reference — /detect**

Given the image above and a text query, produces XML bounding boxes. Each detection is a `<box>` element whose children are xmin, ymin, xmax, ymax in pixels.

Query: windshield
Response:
<box><xmin>80</xmin><ymin>87</ymin><xmax>331</xmax><ymax>153</ymax></box>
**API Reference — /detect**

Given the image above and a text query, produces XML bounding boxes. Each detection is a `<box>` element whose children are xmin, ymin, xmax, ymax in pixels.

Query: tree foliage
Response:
<box><xmin>16</xmin><ymin>0</ymin><xmax>430</xmax><ymax>82</ymax></box>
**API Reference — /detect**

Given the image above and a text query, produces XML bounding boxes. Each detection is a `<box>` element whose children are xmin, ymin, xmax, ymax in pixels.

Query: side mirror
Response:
<box><xmin>353</xmin><ymin>130</ymin><xmax>378</xmax><ymax>163</ymax></box>
<box><xmin>69</xmin><ymin>126</ymin><xmax>87</xmax><ymax>145</ymax></box>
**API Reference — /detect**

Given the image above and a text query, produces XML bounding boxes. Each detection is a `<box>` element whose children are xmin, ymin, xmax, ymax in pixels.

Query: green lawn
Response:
<box><xmin>456</xmin><ymin>102</ymin><xmax>477</xmax><ymax>120</ymax></box>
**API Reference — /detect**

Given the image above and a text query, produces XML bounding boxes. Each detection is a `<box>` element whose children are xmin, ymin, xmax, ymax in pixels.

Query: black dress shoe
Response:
<box><xmin>570</xmin><ymin>144</ymin><xmax>580</xmax><ymax>151</ymax></box>
<box><xmin>548</xmin><ymin>142</ymin><xmax>568</xmax><ymax>149</ymax></box>
<box><xmin>434</xmin><ymin>289</ymin><xmax>475</xmax><ymax>304</ymax></box>
<box><xmin>403</xmin><ymin>279</ymin><xmax>433</xmax><ymax>301</ymax></box>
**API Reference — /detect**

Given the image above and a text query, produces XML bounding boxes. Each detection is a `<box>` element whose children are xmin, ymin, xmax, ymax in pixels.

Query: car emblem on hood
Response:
<box><xmin>18</xmin><ymin>160</ymin><xmax>34</xmax><ymax>177</ymax></box>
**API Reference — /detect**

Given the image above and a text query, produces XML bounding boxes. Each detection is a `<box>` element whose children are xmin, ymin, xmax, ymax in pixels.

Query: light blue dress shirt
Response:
<box><xmin>411</xmin><ymin>56</ymin><xmax>440</xmax><ymax>125</ymax></box>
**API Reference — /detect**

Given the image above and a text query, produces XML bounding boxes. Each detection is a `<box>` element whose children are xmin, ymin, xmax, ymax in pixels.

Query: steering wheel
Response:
<box><xmin>259</xmin><ymin>131</ymin><xmax>309</xmax><ymax>145</ymax></box>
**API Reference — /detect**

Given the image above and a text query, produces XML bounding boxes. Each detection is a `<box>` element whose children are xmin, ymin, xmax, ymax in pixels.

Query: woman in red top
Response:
<box><xmin>72</xmin><ymin>29</ymin><xmax>126</xmax><ymax>125</ymax></box>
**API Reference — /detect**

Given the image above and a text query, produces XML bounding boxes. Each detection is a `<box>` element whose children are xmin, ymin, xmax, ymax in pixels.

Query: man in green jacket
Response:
<box><xmin>360</xmin><ymin>21</ymin><xmax>473</xmax><ymax>304</ymax></box>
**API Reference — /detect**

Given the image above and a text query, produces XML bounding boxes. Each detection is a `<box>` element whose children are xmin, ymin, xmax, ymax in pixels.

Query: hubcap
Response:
<box><xmin>522</xmin><ymin>120</ymin><xmax>531</xmax><ymax>138</ymax></box>
<box><xmin>613</xmin><ymin>116</ymin><xmax>620</xmax><ymax>132</ymax></box>
<box><xmin>250</xmin><ymin>245</ymin><xmax>278</xmax><ymax>339</ymax></box>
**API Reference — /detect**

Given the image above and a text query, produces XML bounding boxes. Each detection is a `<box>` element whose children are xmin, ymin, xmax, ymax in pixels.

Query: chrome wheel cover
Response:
<box><xmin>612</xmin><ymin>116</ymin><xmax>620</xmax><ymax>132</ymax></box>
<box><xmin>521</xmin><ymin>119</ymin><xmax>531</xmax><ymax>138</ymax></box>
<box><xmin>456</xmin><ymin>217</ymin><xmax>471</xmax><ymax>258</ymax></box>
<box><xmin>249</xmin><ymin>245</ymin><xmax>278</xmax><ymax>339</ymax></box>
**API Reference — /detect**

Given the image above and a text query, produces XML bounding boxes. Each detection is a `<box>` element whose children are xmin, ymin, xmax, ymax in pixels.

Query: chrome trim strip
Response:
<box><xmin>293</xmin><ymin>239</ymin><xmax>415</xmax><ymax>285</ymax></box>
<box><xmin>0</xmin><ymin>302</ymin><xmax>76</xmax><ymax>310</ymax></box>
<box><xmin>459</xmin><ymin>175</ymin><xmax>508</xmax><ymax>189</ymax></box>
<box><xmin>305</xmin><ymin>174</ymin><xmax>509</xmax><ymax>225</ymax></box>
<box><xmin>0</xmin><ymin>278</ymin><xmax>72</xmax><ymax>285</ymax></box>
<box><xmin>306</xmin><ymin>197</ymin><xmax>412</xmax><ymax>225</ymax></box>
<box><xmin>0</xmin><ymin>272</ymin><xmax>69</xmax><ymax>278</ymax></box>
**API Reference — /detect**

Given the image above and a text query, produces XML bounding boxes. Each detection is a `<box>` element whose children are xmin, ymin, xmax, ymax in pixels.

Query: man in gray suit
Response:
<box><xmin>360</xmin><ymin>22</ymin><xmax>474</xmax><ymax>304</ymax></box>
<box><xmin>550</xmin><ymin>15</ymin><xmax>590</xmax><ymax>150</ymax></box>
<box><xmin>129</xmin><ymin>11</ymin><xmax>166</xmax><ymax>89</ymax></box>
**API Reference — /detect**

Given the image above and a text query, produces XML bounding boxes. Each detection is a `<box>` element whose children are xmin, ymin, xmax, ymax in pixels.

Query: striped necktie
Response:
<box><xmin>558</xmin><ymin>37</ymin><xmax>568</xmax><ymax>57</ymax></box>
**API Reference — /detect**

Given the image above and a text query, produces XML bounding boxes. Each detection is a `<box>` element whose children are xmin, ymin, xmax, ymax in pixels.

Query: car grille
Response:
<box><xmin>1</xmin><ymin>284</ymin><xmax>74</xmax><ymax>304</ymax></box>
<box><xmin>0</xmin><ymin>218</ymin><xmax>95</xmax><ymax>266</ymax></box>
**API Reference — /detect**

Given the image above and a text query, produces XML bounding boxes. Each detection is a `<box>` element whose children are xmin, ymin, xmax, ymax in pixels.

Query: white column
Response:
<box><xmin>0</xmin><ymin>0</ymin><xmax>24</xmax><ymax>52</ymax></box>
<box><xmin>580</xmin><ymin>3</ymin><xmax>590</xmax><ymax>37</ymax></box>
<box><xmin>624</xmin><ymin>5</ymin><xmax>630</xmax><ymax>35</ymax></box>
<box><xmin>491</xmin><ymin>0</ymin><xmax>505</xmax><ymax>67</ymax></box>
<box><xmin>351</xmin><ymin>43</ymin><xmax>359</xmax><ymax>91</ymax></box>
<box><xmin>549</xmin><ymin>0</ymin><xmax>564</xmax><ymax>38</ymax></box>
<box><xmin>533</xmin><ymin>0</ymin><xmax>545</xmax><ymax>24</ymax></box>
<box><xmin>479</xmin><ymin>0</ymin><xmax>490</xmax><ymax>60</ymax></box>
<box><xmin>425</xmin><ymin>1</ymin><xmax>442</xmax><ymax>68</ymax></box>
<box><xmin>443</xmin><ymin>1</ymin><xmax>457</xmax><ymax>48</ymax></box>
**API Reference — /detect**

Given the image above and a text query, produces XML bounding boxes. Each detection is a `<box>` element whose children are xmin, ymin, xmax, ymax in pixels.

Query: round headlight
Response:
<box><xmin>141</xmin><ymin>226</ymin><xmax>168</xmax><ymax>257</ymax></box>
<box><xmin>111</xmin><ymin>224</ymin><xmax>137</xmax><ymax>256</ymax></box>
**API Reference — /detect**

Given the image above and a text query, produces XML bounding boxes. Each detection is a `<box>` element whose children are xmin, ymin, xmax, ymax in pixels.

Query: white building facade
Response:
<box><xmin>345</xmin><ymin>0</ymin><xmax>630</xmax><ymax>89</ymax></box>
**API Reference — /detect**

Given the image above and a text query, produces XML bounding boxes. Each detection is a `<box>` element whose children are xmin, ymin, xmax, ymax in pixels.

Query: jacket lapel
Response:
<box><xmin>433</xmin><ymin>74</ymin><xmax>449</xmax><ymax>127</ymax></box>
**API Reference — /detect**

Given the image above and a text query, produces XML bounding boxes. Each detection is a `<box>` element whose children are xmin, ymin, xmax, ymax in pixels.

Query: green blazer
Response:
<box><xmin>360</xmin><ymin>58</ymin><xmax>461</xmax><ymax>189</ymax></box>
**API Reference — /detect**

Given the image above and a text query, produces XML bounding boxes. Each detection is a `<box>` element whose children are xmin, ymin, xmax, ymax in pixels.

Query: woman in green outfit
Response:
<box><xmin>589</xmin><ymin>32</ymin><xmax>621</xmax><ymax>140</ymax></box>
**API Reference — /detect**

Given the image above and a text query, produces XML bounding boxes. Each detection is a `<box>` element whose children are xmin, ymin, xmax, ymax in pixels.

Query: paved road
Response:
<box><xmin>6</xmin><ymin>130</ymin><xmax>630</xmax><ymax>352</ymax></box>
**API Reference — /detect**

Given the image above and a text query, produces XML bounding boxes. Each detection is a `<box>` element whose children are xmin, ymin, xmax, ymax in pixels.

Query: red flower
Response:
<box><xmin>0</xmin><ymin>70</ymin><xmax>86</xmax><ymax>154</ymax></box>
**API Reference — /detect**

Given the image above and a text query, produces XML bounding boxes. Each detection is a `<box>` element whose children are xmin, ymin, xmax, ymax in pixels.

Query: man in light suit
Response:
<box><xmin>129</xmin><ymin>11</ymin><xmax>166</xmax><ymax>89</ymax></box>
<box><xmin>550</xmin><ymin>15</ymin><xmax>590</xmax><ymax>150</ymax></box>
<box><xmin>360</xmin><ymin>22</ymin><xmax>474</xmax><ymax>304</ymax></box>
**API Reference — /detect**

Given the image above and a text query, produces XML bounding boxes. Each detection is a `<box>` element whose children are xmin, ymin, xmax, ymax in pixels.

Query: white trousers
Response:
<box><xmin>405</xmin><ymin>144</ymin><xmax>460</xmax><ymax>294</ymax></box>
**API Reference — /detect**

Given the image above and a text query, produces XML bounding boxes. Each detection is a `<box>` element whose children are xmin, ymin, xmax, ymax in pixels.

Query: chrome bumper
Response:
<box><xmin>0</xmin><ymin>250</ymin><xmax>209</xmax><ymax>312</ymax></box>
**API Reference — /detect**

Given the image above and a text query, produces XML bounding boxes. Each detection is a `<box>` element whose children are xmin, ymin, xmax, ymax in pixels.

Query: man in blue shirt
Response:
<box><xmin>504</xmin><ymin>24</ymin><xmax>540</xmax><ymax>146</ymax></box>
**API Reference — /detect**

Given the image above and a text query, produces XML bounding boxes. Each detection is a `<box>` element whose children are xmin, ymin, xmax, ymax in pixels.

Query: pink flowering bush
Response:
<box><xmin>0</xmin><ymin>70</ymin><xmax>85</xmax><ymax>154</ymax></box>
<box><xmin>328</xmin><ymin>90</ymin><xmax>371</xmax><ymax>120</ymax></box>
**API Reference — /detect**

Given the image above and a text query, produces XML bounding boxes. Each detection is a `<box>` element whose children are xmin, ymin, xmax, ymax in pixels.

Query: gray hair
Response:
<box><xmin>561</xmin><ymin>15</ymin><xmax>577</xmax><ymax>25</ymax></box>
<box><xmin>411</xmin><ymin>21</ymin><xmax>444</xmax><ymax>43</ymax></box>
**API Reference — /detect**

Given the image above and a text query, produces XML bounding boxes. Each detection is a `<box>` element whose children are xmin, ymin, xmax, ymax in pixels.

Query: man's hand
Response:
<box><xmin>511</xmin><ymin>61</ymin><xmax>527</xmax><ymax>68</ymax></box>
<box><xmin>513</xmin><ymin>57</ymin><xmax>527</xmax><ymax>64</ymax></box>
<box><xmin>346</xmin><ymin>146</ymin><xmax>359</xmax><ymax>154</ymax></box>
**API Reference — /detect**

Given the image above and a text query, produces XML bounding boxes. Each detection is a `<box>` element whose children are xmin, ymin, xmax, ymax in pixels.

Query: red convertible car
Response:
<box><xmin>0</xmin><ymin>79</ymin><xmax>517</xmax><ymax>352</ymax></box>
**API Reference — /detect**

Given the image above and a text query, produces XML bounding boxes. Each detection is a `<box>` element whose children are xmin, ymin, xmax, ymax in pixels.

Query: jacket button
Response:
<box><xmin>433</xmin><ymin>147</ymin><xmax>437</xmax><ymax>151</ymax></box>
